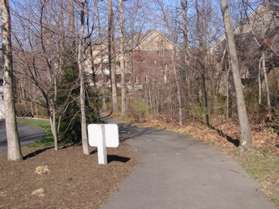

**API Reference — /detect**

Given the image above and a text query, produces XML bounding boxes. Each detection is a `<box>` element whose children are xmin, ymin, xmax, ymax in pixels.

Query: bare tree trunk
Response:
<box><xmin>30</xmin><ymin>101</ymin><xmax>34</xmax><ymax>117</ymax></box>
<box><xmin>68</xmin><ymin>0</ymin><xmax>75</xmax><ymax>34</ymax></box>
<box><xmin>226</xmin><ymin>65</ymin><xmax>232</xmax><ymax>119</ymax></box>
<box><xmin>35</xmin><ymin>103</ymin><xmax>39</xmax><ymax>117</ymax></box>
<box><xmin>108</xmin><ymin>0</ymin><xmax>118</xmax><ymax>113</ymax></box>
<box><xmin>53</xmin><ymin>69</ymin><xmax>59</xmax><ymax>150</ymax></box>
<box><xmin>88</xmin><ymin>43</ymin><xmax>97</xmax><ymax>87</ymax></box>
<box><xmin>172</xmin><ymin>50</ymin><xmax>183</xmax><ymax>126</ymax></box>
<box><xmin>195</xmin><ymin>0</ymin><xmax>210</xmax><ymax>126</ymax></box>
<box><xmin>1</xmin><ymin>0</ymin><xmax>23</xmax><ymax>161</ymax></box>
<box><xmin>94</xmin><ymin>0</ymin><xmax>107</xmax><ymax>111</ymax></box>
<box><xmin>119</xmin><ymin>0</ymin><xmax>127</xmax><ymax>116</ymax></box>
<box><xmin>78</xmin><ymin>0</ymin><xmax>90</xmax><ymax>155</ymax></box>
<box><xmin>100</xmin><ymin>62</ymin><xmax>107</xmax><ymax>111</ymax></box>
<box><xmin>201</xmin><ymin>68</ymin><xmax>210</xmax><ymax>126</ymax></box>
<box><xmin>258</xmin><ymin>57</ymin><xmax>262</xmax><ymax>105</ymax></box>
<box><xmin>226</xmin><ymin>68</ymin><xmax>230</xmax><ymax>119</ymax></box>
<box><xmin>67</xmin><ymin>0</ymin><xmax>76</xmax><ymax>49</ymax></box>
<box><xmin>98</xmin><ymin>49</ymin><xmax>107</xmax><ymax>111</ymax></box>
<box><xmin>181</xmin><ymin>0</ymin><xmax>189</xmax><ymax>121</ymax></box>
<box><xmin>220</xmin><ymin>0</ymin><xmax>251</xmax><ymax>149</ymax></box>
<box><xmin>49</xmin><ymin>103</ymin><xmax>58</xmax><ymax>151</ymax></box>
<box><xmin>262</xmin><ymin>51</ymin><xmax>272</xmax><ymax>119</ymax></box>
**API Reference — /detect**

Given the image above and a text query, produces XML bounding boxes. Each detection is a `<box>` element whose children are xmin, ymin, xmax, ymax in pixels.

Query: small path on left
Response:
<box><xmin>0</xmin><ymin>119</ymin><xmax>45</xmax><ymax>151</ymax></box>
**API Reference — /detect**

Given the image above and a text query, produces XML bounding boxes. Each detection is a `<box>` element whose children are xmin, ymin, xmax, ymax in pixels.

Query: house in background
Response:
<box><xmin>85</xmin><ymin>30</ymin><xmax>177</xmax><ymax>92</ymax></box>
<box><xmin>131</xmin><ymin>30</ymin><xmax>176</xmax><ymax>87</ymax></box>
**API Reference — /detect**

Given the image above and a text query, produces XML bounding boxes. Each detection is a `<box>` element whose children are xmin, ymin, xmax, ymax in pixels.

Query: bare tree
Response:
<box><xmin>261</xmin><ymin>51</ymin><xmax>272</xmax><ymax>119</ymax></box>
<box><xmin>39</xmin><ymin>0</ymin><xmax>59</xmax><ymax>150</ymax></box>
<box><xmin>220</xmin><ymin>0</ymin><xmax>251</xmax><ymax>149</ymax></box>
<box><xmin>68</xmin><ymin>0</ymin><xmax>76</xmax><ymax>35</ymax></box>
<box><xmin>1</xmin><ymin>0</ymin><xmax>23</xmax><ymax>161</ymax></box>
<box><xmin>119</xmin><ymin>0</ymin><xmax>127</xmax><ymax>116</ymax></box>
<box><xmin>94</xmin><ymin>0</ymin><xmax>107</xmax><ymax>110</ymax></box>
<box><xmin>108</xmin><ymin>0</ymin><xmax>118</xmax><ymax>113</ymax></box>
<box><xmin>195</xmin><ymin>0</ymin><xmax>210</xmax><ymax>126</ymax></box>
<box><xmin>258</xmin><ymin>56</ymin><xmax>262</xmax><ymax>106</ymax></box>
<box><xmin>78</xmin><ymin>0</ymin><xmax>90</xmax><ymax>155</ymax></box>
<box><xmin>180</xmin><ymin>0</ymin><xmax>190</xmax><ymax>102</ymax></box>
<box><xmin>172</xmin><ymin>45</ymin><xmax>183</xmax><ymax>126</ymax></box>
<box><xmin>240</xmin><ymin>0</ymin><xmax>275</xmax><ymax>120</ymax></box>
<box><xmin>155</xmin><ymin>0</ymin><xmax>184</xmax><ymax>125</ymax></box>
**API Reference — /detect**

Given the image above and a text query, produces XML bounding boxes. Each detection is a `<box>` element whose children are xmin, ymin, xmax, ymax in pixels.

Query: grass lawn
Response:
<box><xmin>237</xmin><ymin>149</ymin><xmax>279</xmax><ymax>206</ymax></box>
<box><xmin>17</xmin><ymin>118</ymin><xmax>53</xmax><ymax>148</ymax></box>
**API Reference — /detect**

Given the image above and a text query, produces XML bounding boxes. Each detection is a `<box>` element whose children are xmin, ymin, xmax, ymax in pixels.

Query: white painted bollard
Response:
<box><xmin>88</xmin><ymin>124</ymin><xmax>119</xmax><ymax>165</ymax></box>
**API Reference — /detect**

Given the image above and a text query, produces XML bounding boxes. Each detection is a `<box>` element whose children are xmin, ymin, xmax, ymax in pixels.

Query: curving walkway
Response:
<box><xmin>102</xmin><ymin>123</ymin><xmax>276</xmax><ymax>209</ymax></box>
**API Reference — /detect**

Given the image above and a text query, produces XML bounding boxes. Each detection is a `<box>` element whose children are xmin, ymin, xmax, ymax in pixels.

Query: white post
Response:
<box><xmin>98</xmin><ymin>125</ymin><xmax>108</xmax><ymax>165</ymax></box>
<box><xmin>88</xmin><ymin>123</ymin><xmax>119</xmax><ymax>165</ymax></box>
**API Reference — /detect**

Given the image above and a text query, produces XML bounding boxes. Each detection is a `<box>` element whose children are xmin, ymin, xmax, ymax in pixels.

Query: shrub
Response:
<box><xmin>128</xmin><ymin>98</ymin><xmax>149</xmax><ymax>122</ymax></box>
<box><xmin>57</xmin><ymin>65</ymin><xmax>102</xmax><ymax>144</ymax></box>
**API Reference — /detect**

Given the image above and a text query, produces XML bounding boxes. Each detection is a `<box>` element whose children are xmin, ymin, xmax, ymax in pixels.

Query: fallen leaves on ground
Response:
<box><xmin>138</xmin><ymin>116</ymin><xmax>278</xmax><ymax>156</ymax></box>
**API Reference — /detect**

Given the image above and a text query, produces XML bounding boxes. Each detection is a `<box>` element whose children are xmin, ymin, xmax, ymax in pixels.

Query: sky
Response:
<box><xmin>7</xmin><ymin>0</ymin><xmax>262</xmax><ymax>47</ymax></box>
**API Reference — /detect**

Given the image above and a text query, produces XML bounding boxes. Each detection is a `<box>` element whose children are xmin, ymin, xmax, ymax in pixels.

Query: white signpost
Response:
<box><xmin>88</xmin><ymin>124</ymin><xmax>119</xmax><ymax>165</ymax></box>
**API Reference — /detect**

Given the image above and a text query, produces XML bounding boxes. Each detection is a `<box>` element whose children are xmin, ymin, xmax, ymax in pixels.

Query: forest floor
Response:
<box><xmin>116</xmin><ymin>115</ymin><xmax>279</xmax><ymax>206</ymax></box>
<box><xmin>0</xmin><ymin>142</ymin><xmax>136</xmax><ymax>209</ymax></box>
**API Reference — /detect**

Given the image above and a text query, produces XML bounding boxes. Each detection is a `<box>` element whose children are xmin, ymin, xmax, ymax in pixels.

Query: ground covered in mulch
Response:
<box><xmin>0</xmin><ymin>143</ymin><xmax>136</xmax><ymax>209</ymax></box>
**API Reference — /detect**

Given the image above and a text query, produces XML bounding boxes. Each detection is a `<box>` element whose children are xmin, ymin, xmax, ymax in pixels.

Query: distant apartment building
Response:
<box><xmin>132</xmin><ymin>30</ymin><xmax>176</xmax><ymax>86</ymax></box>
<box><xmin>85</xmin><ymin>30</ymin><xmax>177</xmax><ymax>92</ymax></box>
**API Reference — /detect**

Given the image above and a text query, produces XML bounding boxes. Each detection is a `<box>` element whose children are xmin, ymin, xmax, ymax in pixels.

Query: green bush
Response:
<box><xmin>57</xmin><ymin>65</ymin><xmax>102</xmax><ymax>144</ymax></box>
<box><xmin>128</xmin><ymin>99</ymin><xmax>149</xmax><ymax>122</ymax></box>
<box><xmin>190</xmin><ymin>103</ymin><xmax>205</xmax><ymax>121</ymax></box>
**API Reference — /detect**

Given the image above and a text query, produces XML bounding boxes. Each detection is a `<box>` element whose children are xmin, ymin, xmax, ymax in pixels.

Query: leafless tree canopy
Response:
<box><xmin>1</xmin><ymin>0</ymin><xmax>279</xmax><ymax>156</ymax></box>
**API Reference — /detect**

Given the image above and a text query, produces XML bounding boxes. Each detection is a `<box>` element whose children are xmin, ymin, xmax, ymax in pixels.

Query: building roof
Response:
<box><xmin>135</xmin><ymin>30</ymin><xmax>176</xmax><ymax>51</ymax></box>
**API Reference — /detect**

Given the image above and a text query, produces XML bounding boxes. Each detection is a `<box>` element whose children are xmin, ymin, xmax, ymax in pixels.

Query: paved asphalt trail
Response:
<box><xmin>0</xmin><ymin>120</ymin><xmax>44</xmax><ymax>151</ymax></box>
<box><xmin>102</xmin><ymin>123</ymin><xmax>277</xmax><ymax>209</ymax></box>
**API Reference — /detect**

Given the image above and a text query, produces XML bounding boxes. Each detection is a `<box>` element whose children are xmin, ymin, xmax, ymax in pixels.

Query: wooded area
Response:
<box><xmin>0</xmin><ymin>0</ymin><xmax>278</xmax><ymax>160</ymax></box>
<box><xmin>0</xmin><ymin>1</ymin><xmax>279</xmax><ymax>208</ymax></box>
